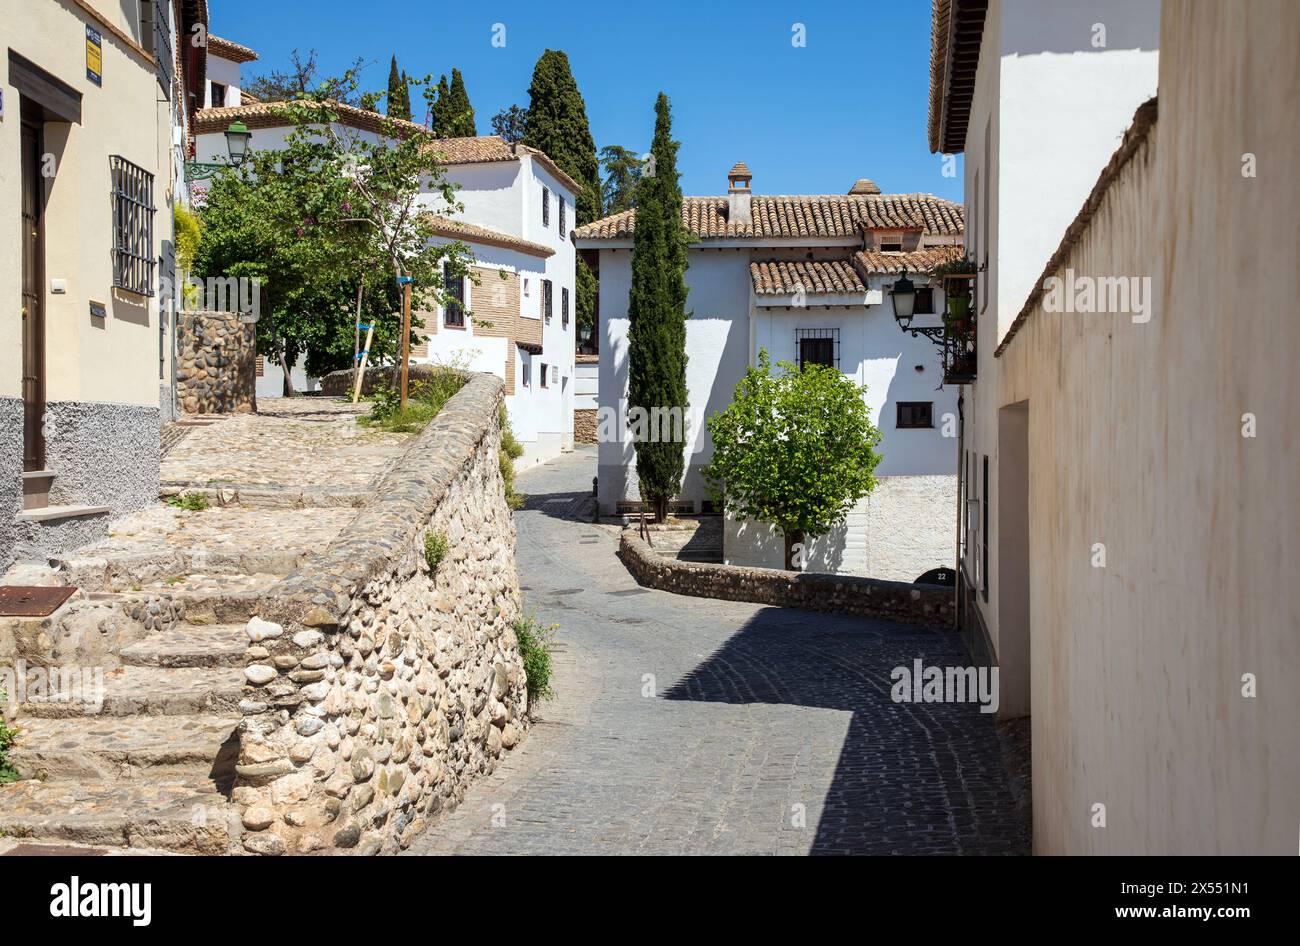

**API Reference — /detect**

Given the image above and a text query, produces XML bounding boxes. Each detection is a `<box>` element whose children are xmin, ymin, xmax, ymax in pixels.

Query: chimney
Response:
<box><xmin>849</xmin><ymin>178</ymin><xmax>881</xmax><ymax>195</ymax></box>
<box><xmin>727</xmin><ymin>161</ymin><xmax>752</xmax><ymax>226</ymax></box>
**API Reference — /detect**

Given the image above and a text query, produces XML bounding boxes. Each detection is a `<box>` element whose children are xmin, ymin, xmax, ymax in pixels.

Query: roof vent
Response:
<box><xmin>849</xmin><ymin>178</ymin><xmax>881</xmax><ymax>195</ymax></box>
<box><xmin>727</xmin><ymin>161</ymin><xmax>752</xmax><ymax>226</ymax></box>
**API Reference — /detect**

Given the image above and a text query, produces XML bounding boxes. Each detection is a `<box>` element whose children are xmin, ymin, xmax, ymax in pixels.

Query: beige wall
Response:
<box><xmin>1</xmin><ymin>0</ymin><xmax>168</xmax><ymax>406</ymax></box>
<box><xmin>991</xmin><ymin>0</ymin><xmax>1299</xmax><ymax>853</ymax></box>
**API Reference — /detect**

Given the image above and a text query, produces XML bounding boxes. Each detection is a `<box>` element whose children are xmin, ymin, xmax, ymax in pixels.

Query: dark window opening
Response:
<box><xmin>521</xmin><ymin>361</ymin><xmax>531</xmax><ymax>388</ymax></box>
<box><xmin>559</xmin><ymin>196</ymin><xmax>566</xmax><ymax>238</ymax></box>
<box><xmin>443</xmin><ymin>262</ymin><xmax>464</xmax><ymax>327</ymax></box>
<box><xmin>543</xmin><ymin>279</ymin><xmax>553</xmax><ymax>321</ymax></box>
<box><xmin>795</xmin><ymin>328</ymin><xmax>839</xmax><ymax>370</ymax></box>
<box><xmin>210</xmin><ymin>81</ymin><xmax>227</xmax><ymax>106</ymax></box>
<box><xmin>540</xmin><ymin>363</ymin><xmax>549</xmax><ymax>388</ymax></box>
<box><xmin>561</xmin><ymin>286</ymin><xmax>569</xmax><ymax>328</ymax></box>
<box><xmin>542</xmin><ymin>187</ymin><xmax>550</xmax><ymax>227</ymax></box>
<box><xmin>914</xmin><ymin>287</ymin><xmax>935</xmax><ymax>314</ymax></box>
<box><xmin>897</xmin><ymin>401</ymin><xmax>934</xmax><ymax>428</ymax></box>
<box><xmin>111</xmin><ymin>155</ymin><xmax>156</xmax><ymax>296</ymax></box>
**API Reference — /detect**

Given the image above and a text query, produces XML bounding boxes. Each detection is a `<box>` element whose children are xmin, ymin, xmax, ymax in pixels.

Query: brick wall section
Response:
<box><xmin>573</xmin><ymin>408</ymin><xmax>598</xmax><ymax>444</ymax></box>
<box><xmin>234</xmin><ymin>373</ymin><xmax>530</xmax><ymax>855</ymax></box>
<box><xmin>177</xmin><ymin>312</ymin><xmax>257</xmax><ymax>414</ymax></box>
<box><xmin>619</xmin><ymin>529</ymin><xmax>954</xmax><ymax>628</ymax></box>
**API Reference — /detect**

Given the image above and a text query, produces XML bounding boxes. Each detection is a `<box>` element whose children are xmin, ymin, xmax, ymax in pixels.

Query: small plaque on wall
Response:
<box><xmin>85</xmin><ymin>27</ymin><xmax>103</xmax><ymax>86</ymax></box>
<box><xmin>89</xmin><ymin>300</ymin><xmax>106</xmax><ymax>320</ymax></box>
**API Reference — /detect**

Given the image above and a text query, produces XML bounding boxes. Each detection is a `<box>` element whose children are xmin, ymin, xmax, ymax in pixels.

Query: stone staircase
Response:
<box><xmin>0</xmin><ymin>613</ymin><xmax>247</xmax><ymax>854</ymax></box>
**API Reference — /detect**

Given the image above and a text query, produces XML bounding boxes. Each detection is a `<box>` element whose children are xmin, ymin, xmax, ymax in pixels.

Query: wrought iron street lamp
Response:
<box><xmin>185</xmin><ymin>120</ymin><xmax>254</xmax><ymax>181</ymax></box>
<box><xmin>890</xmin><ymin>269</ymin><xmax>917</xmax><ymax>329</ymax></box>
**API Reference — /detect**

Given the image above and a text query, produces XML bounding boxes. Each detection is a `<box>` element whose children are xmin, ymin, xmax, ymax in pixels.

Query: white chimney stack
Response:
<box><xmin>727</xmin><ymin>161</ymin><xmax>752</xmax><ymax>226</ymax></box>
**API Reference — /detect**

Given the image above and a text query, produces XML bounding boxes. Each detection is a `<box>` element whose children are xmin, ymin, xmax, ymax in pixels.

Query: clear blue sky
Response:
<box><xmin>212</xmin><ymin>0</ymin><xmax>961</xmax><ymax>202</ymax></box>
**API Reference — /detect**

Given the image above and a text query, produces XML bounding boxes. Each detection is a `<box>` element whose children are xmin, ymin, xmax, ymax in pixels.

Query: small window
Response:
<box><xmin>210</xmin><ymin>81</ymin><xmax>227</xmax><ymax>106</ymax></box>
<box><xmin>540</xmin><ymin>363</ymin><xmax>549</xmax><ymax>388</ymax></box>
<box><xmin>111</xmin><ymin>155</ymin><xmax>157</xmax><ymax>296</ymax></box>
<box><xmin>543</xmin><ymin>279</ymin><xmax>553</xmax><ymax>321</ymax></box>
<box><xmin>795</xmin><ymin>328</ymin><xmax>839</xmax><ymax>370</ymax></box>
<box><xmin>523</xmin><ymin>277</ymin><xmax>530</xmax><ymax>297</ymax></box>
<box><xmin>443</xmin><ymin>262</ymin><xmax>465</xmax><ymax>327</ymax></box>
<box><xmin>559</xmin><ymin>196</ymin><xmax>566</xmax><ymax>238</ymax></box>
<box><xmin>542</xmin><ymin>187</ymin><xmax>550</xmax><ymax>227</ymax></box>
<box><xmin>914</xmin><ymin>287</ymin><xmax>935</xmax><ymax>315</ymax></box>
<box><xmin>878</xmin><ymin>233</ymin><xmax>903</xmax><ymax>252</ymax></box>
<box><xmin>521</xmin><ymin>361</ymin><xmax>531</xmax><ymax>388</ymax></box>
<box><xmin>561</xmin><ymin>287</ymin><xmax>569</xmax><ymax>328</ymax></box>
<box><xmin>897</xmin><ymin>401</ymin><xmax>934</xmax><ymax>429</ymax></box>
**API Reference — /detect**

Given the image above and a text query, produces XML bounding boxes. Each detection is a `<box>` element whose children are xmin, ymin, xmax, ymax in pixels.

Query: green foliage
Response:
<box><xmin>386</xmin><ymin>55</ymin><xmax>412</xmax><ymax>121</ymax></box>
<box><xmin>424</xmin><ymin>530</ymin><xmax>448</xmax><ymax>574</ymax></box>
<box><xmin>444</xmin><ymin>69</ymin><xmax>476</xmax><ymax>137</ymax></box>
<box><xmin>703</xmin><ymin>350</ymin><xmax>883</xmax><ymax>549</ymax></box>
<box><xmin>174</xmin><ymin>204</ymin><xmax>202</xmax><ymax>273</ymax></box>
<box><xmin>627</xmin><ymin>94</ymin><xmax>690</xmax><ymax>521</ymax></box>
<box><xmin>599</xmin><ymin>145</ymin><xmax>645</xmax><ymax>216</ymax></box>
<box><xmin>513</xmin><ymin>612</ymin><xmax>556</xmax><ymax>705</ymax></box>
<box><xmin>491</xmin><ymin>104</ymin><xmax>528</xmax><ymax>143</ymax></box>
<box><xmin>195</xmin><ymin>70</ymin><xmax>476</xmax><ymax>392</ymax></box>
<box><xmin>930</xmin><ymin>256</ymin><xmax>978</xmax><ymax>278</ymax></box>
<box><xmin>498</xmin><ymin>403</ymin><xmax>526</xmax><ymax>510</ymax></box>
<box><xmin>0</xmin><ymin>693</ymin><xmax>20</xmax><ymax>784</ymax></box>
<box><xmin>360</xmin><ymin>367</ymin><xmax>467</xmax><ymax>433</ymax></box>
<box><xmin>166</xmin><ymin>492</ymin><xmax>209</xmax><ymax>511</ymax></box>
<box><xmin>523</xmin><ymin>50</ymin><xmax>601</xmax><ymax>336</ymax></box>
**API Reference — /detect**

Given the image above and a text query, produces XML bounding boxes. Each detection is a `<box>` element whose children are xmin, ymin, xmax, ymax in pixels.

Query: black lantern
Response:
<box><xmin>225</xmin><ymin>120</ymin><xmax>252</xmax><ymax>166</ymax></box>
<box><xmin>890</xmin><ymin>269</ymin><xmax>917</xmax><ymax>329</ymax></box>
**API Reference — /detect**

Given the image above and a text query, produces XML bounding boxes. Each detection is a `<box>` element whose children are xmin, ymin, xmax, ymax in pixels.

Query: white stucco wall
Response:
<box><xmin>205</xmin><ymin>54</ymin><xmax>242</xmax><ymax>108</ymax></box>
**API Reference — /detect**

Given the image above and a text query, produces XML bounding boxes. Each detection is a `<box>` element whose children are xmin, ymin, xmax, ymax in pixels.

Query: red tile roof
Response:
<box><xmin>422</xmin><ymin>214</ymin><xmax>555</xmax><ymax>259</ymax></box>
<box><xmin>751</xmin><ymin>259</ymin><xmax>867</xmax><ymax>295</ymax></box>
<box><xmin>851</xmin><ymin>245</ymin><xmax>966</xmax><ymax>276</ymax></box>
<box><xmin>207</xmin><ymin>35</ymin><xmax>258</xmax><ymax>64</ymax></box>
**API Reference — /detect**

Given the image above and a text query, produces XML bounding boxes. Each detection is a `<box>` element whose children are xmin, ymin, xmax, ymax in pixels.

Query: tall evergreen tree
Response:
<box><xmin>491</xmin><ymin>104</ymin><xmax>528</xmax><ymax>143</ymax></box>
<box><xmin>522</xmin><ymin>49</ymin><xmax>601</xmax><ymax>339</ymax></box>
<box><xmin>386</xmin><ymin>55</ymin><xmax>412</xmax><ymax>121</ymax></box>
<box><xmin>445</xmin><ymin>68</ymin><xmax>477</xmax><ymax>136</ymax></box>
<box><xmin>599</xmin><ymin>145</ymin><xmax>644</xmax><ymax>216</ymax></box>
<box><xmin>429</xmin><ymin>74</ymin><xmax>451</xmax><ymax>136</ymax></box>
<box><xmin>626</xmin><ymin>93</ymin><xmax>689</xmax><ymax>521</ymax></box>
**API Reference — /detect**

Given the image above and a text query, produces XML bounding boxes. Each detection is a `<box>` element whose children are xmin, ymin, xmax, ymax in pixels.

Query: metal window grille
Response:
<box><xmin>111</xmin><ymin>155</ymin><xmax>156</xmax><ymax>296</ymax></box>
<box><xmin>795</xmin><ymin>328</ymin><xmax>839</xmax><ymax>370</ymax></box>
<box><xmin>897</xmin><ymin>401</ymin><xmax>934</xmax><ymax>428</ymax></box>
<box><xmin>543</xmin><ymin>279</ymin><xmax>553</xmax><ymax>321</ymax></box>
<box><xmin>443</xmin><ymin>262</ymin><xmax>465</xmax><ymax>326</ymax></box>
<box><xmin>562</xmin><ymin>286</ymin><xmax>569</xmax><ymax>328</ymax></box>
<box><xmin>559</xmin><ymin>197</ymin><xmax>566</xmax><ymax>238</ymax></box>
<box><xmin>542</xmin><ymin>187</ymin><xmax>550</xmax><ymax>226</ymax></box>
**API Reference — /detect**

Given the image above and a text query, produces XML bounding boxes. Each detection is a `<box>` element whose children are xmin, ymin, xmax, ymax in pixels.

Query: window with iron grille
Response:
<box><xmin>795</xmin><ymin>328</ymin><xmax>839</xmax><ymax>370</ymax></box>
<box><xmin>897</xmin><ymin>401</ymin><xmax>934</xmax><ymax>428</ymax></box>
<box><xmin>111</xmin><ymin>155</ymin><xmax>156</xmax><ymax>296</ymax></box>
<box><xmin>542</xmin><ymin>187</ymin><xmax>550</xmax><ymax>227</ymax></box>
<box><xmin>559</xmin><ymin>196</ymin><xmax>566</xmax><ymax>238</ymax></box>
<box><xmin>540</xmin><ymin>363</ymin><xmax>549</xmax><ymax>388</ymax></box>
<box><xmin>562</xmin><ymin>287</ymin><xmax>569</xmax><ymax>328</ymax></box>
<box><xmin>443</xmin><ymin>262</ymin><xmax>465</xmax><ymax>327</ymax></box>
<box><xmin>915</xmin><ymin>287</ymin><xmax>935</xmax><ymax>314</ymax></box>
<box><xmin>543</xmin><ymin>279</ymin><xmax>553</xmax><ymax>321</ymax></box>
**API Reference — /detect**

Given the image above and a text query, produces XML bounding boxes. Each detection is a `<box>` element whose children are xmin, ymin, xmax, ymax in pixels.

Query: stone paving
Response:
<box><xmin>160</xmin><ymin>397</ymin><xmax>410</xmax><ymax>492</ymax></box>
<box><xmin>410</xmin><ymin>447</ymin><xmax>1031</xmax><ymax>856</ymax></box>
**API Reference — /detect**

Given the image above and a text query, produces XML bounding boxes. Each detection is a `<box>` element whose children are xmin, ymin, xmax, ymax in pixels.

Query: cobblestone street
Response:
<box><xmin>410</xmin><ymin>447</ymin><xmax>1030</xmax><ymax>855</ymax></box>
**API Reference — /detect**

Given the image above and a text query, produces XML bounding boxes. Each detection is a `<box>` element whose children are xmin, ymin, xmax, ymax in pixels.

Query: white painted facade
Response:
<box><xmin>584</xmin><ymin>220</ymin><xmax>961</xmax><ymax>581</ymax></box>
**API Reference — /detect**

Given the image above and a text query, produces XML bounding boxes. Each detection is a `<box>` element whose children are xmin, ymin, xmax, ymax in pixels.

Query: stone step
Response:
<box><xmin>0</xmin><ymin>778</ymin><xmax>237</xmax><ymax>855</ymax></box>
<box><xmin>17</xmin><ymin>665</ymin><xmax>243</xmax><ymax>718</ymax></box>
<box><xmin>120</xmin><ymin>623</ymin><xmax>247</xmax><ymax>668</ymax></box>
<box><xmin>15</xmin><ymin>504</ymin><xmax>111</xmax><ymax>523</ymax></box>
<box><xmin>21</xmin><ymin>470</ymin><xmax>55</xmax><ymax>510</ymax></box>
<box><xmin>8</xmin><ymin>714</ymin><xmax>240</xmax><ymax>784</ymax></box>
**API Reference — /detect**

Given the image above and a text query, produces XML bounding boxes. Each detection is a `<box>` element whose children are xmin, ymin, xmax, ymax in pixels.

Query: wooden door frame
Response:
<box><xmin>20</xmin><ymin>103</ymin><xmax>47</xmax><ymax>472</ymax></box>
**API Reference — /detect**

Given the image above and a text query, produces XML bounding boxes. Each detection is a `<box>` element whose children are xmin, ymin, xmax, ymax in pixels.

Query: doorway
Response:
<box><xmin>20</xmin><ymin>108</ymin><xmax>46</xmax><ymax>472</ymax></box>
<box><xmin>996</xmin><ymin>401</ymin><xmax>1030</xmax><ymax>718</ymax></box>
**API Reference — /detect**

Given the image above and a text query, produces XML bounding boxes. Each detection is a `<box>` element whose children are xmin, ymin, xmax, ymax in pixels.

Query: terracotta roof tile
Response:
<box><xmin>750</xmin><ymin>259</ymin><xmax>867</xmax><ymax>295</ymax></box>
<box><xmin>851</xmin><ymin>245</ymin><xmax>966</xmax><ymax>276</ymax></box>
<box><xmin>422</xmin><ymin>214</ymin><xmax>555</xmax><ymax>259</ymax></box>
<box><xmin>207</xmin><ymin>35</ymin><xmax>258</xmax><ymax>64</ymax></box>
<box><xmin>574</xmin><ymin>194</ymin><xmax>964</xmax><ymax>241</ymax></box>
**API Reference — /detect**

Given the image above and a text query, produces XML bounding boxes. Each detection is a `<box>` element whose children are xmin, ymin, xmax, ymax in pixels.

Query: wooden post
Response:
<box><xmin>399</xmin><ymin>277</ymin><xmax>412</xmax><ymax>410</ymax></box>
<box><xmin>351</xmin><ymin>322</ymin><xmax>375</xmax><ymax>404</ymax></box>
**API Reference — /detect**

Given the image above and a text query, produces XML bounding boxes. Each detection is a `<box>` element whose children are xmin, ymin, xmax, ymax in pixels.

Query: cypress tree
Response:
<box><xmin>445</xmin><ymin>68</ymin><xmax>477</xmax><ymax>136</ymax></box>
<box><xmin>626</xmin><ymin>93</ymin><xmax>689</xmax><ymax>521</ymax></box>
<box><xmin>386</xmin><ymin>55</ymin><xmax>412</xmax><ymax>121</ymax></box>
<box><xmin>430</xmin><ymin>74</ymin><xmax>452</xmax><ymax>136</ymax></box>
<box><xmin>522</xmin><ymin>50</ymin><xmax>602</xmax><ymax>340</ymax></box>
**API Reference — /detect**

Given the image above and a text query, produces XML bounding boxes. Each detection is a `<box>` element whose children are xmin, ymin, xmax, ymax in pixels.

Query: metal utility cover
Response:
<box><xmin>0</xmin><ymin>585</ymin><xmax>76</xmax><ymax>617</ymax></box>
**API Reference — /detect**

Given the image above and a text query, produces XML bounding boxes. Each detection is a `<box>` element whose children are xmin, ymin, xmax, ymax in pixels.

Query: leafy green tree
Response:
<box><xmin>386</xmin><ymin>55</ymin><xmax>412</xmax><ymax>121</ymax></box>
<box><xmin>491</xmin><ymin>104</ymin><xmax>528</xmax><ymax>143</ymax></box>
<box><xmin>599</xmin><ymin>145</ymin><xmax>644</xmax><ymax>216</ymax></box>
<box><xmin>523</xmin><ymin>49</ymin><xmax>601</xmax><ymax>338</ymax></box>
<box><xmin>626</xmin><ymin>93</ymin><xmax>690</xmax><ymax>521</ymax></box>
<box><xmin>443</xmin><ymin>68</ymin><xmax>476</xmax><ymax>136</ymax></box>
<box><xmin>703</xmin><ymin>352</ymin><xmax>883</xmax><ymax>570</ymax></box>
<box><xmin>195</xmin><ymin>70</ymin><xmax>474</xmax><ymax>395</ymax></box>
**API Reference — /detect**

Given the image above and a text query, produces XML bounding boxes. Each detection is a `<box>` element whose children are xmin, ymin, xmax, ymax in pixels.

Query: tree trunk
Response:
<box><xmin>783</xmin><ymin>531</ymin><xmax>805</xmax><ymax>571</ymax></box>
<box><xmin>653</xmin><ymin>495</ymin><xmax>668</xmax><ymax>524</ymax></box>
<box><xmin>280</xmin><ymin>342</ymin><xmax>297</xmax><ymax>397</ymax></box>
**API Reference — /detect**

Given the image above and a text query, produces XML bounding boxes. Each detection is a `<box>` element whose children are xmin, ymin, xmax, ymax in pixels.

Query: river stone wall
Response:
<box><xmin>620</xmin><ymin>529</ymin><xmax>954</xmax><ymax>628</ymax></box>
<box><xmin>176</xmin><ymin>312</ymin><xmax>256</xmax><ymax>415</ymax></box>
<box><xmin>232</xmin><ymin>373</ymin><xmax>529</xmax><ymax>855</ymax></box>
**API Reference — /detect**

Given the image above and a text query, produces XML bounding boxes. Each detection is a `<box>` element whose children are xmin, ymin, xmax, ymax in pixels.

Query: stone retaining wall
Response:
<box><xmin>177</xmin><ymin>312</ymin><xmax>256</xmax><ymax>415</ymax></box>
<box><xmin>233</xmin><ymin>373</ymin><xmax>530</xmax><ymax>855</ymax></box>
<box><xmin>620</xmin><ymin>529</ymin><xmax>954</xmax><ymax>628</ymax></box>
<box><xmin>319</xmin><ymin>364</ymin><xmax>445</xmax><ymax>399</ymax></box>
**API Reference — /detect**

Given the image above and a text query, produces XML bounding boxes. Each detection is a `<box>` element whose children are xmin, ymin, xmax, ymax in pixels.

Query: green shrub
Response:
<box><xmin>424</xmin><ymin>530</ymin><xmax>448</xmax><ymax>574</ymax></box>
<box><xmin>498</xmin><ymin>403</ymin><xmax>526</xmax><ymax>510</ymax></box>
<box><xmin>514</xmin><ymin>611</ymin><xmax>556</xmax><ymax>705</ymax></box>
<box><xmin>166</xmin><ymin>492</ymin><xmax>209</xmax><ymax>511</ymax></box>
<box><xmin>360</xmin><ymin>368</ymin><xmax>467</xmax><ymax>433</ymax></box>
<box><xmin>0</xmin><ymin>692</ymin><xmax>20</xmax><ymax>784</ymax></box>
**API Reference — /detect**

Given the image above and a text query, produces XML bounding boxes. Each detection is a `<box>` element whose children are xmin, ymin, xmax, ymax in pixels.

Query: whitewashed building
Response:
<box><xmin>575</xmin><ymin>165</ymin><xmax>964</xmax><ymax>581</ymax></box>
<box><xmin>194</xmin><ymin>91</ymin><xmax>578</xmax><ymax>463</ymax></box>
